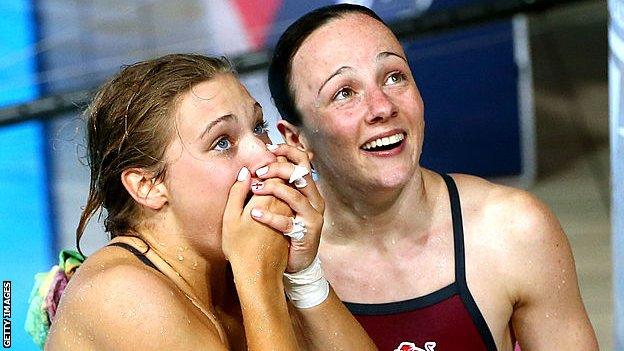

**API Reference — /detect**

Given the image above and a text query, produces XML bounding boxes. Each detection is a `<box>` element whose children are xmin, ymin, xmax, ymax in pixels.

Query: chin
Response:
<box><xmin>366</xmin><ymin>164</ymin><xmax>414</xmax><ymax>190</ymax></box>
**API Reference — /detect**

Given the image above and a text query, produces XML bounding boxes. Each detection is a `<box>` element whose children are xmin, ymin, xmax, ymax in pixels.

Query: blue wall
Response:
<box><xmin>0</xmin><ymin>1</ymin><xmax>54</xmax><ymax>350</ymax></box>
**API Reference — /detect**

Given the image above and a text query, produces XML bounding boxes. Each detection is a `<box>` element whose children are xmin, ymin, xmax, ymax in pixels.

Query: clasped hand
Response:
<box><xmin>222</xmin><ymin>144</ymin><xmax>324</xmax><ymax>278</ymax></box>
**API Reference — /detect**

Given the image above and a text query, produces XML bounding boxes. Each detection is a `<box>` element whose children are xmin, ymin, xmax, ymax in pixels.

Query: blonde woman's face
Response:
<box><xmin>163</xmin><ymin>74</ymin><xmax>275</xmax><ymax>252</ymax></box>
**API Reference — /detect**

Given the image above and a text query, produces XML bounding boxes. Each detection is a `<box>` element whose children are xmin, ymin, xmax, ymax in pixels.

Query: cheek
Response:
<box><xmin>314</xmin><ymin>109</ymin><xmax>361</xmax><ymax>142</ymax></box>
<box><xmin>168</xmin><ymin>158</ymin><xmax>238</xmax><ymax>210</ymax></box>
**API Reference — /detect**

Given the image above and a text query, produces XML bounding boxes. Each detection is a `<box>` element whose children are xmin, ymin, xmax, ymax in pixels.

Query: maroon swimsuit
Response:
<box><xmin>343</xmin><ymin>174</ymin><xmax>497</xmax><ymax>351</ymax></box>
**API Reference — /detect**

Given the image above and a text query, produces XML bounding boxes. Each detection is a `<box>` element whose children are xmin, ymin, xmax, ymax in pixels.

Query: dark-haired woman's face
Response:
<box><xmin>163</xmin><ymin>74</ymin><xmax>275</xmax><ymax>253</ymax></box>
<box><xmin>290</xmin><ymin>14</ymin><xmax>424</xmax><ymax>191</ymax></box>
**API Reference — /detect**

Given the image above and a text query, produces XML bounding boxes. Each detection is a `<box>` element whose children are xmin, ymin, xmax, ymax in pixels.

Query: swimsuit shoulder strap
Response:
<box><xmin>439</xmin><ymin>173</ymin><xmax>468</xmax><ymax>287</ymax></box>
<box><xmin>440</xmin><ymin>173</ymin><xmax>497</xmax><ymax>351</ymax></box>
<box><xmin>109</xmin><ymin>236</ymin><xmax>228</xmax><ymax>345</ymax></box>
<box><xmin>107</xmin><ymin>242</ymin><xmax>160</xmax><ymax>272</ymax></box>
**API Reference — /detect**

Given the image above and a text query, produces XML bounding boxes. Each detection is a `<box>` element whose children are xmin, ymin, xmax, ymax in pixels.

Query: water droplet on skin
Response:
<box><xmin>546</xmin><ymin>314</ymin><xmax>550</xmax><ymax>318</ymax></box>
<box><xmin>177</xmin><ymin>254</ymin><xmax>184</xmax><ymax>261</ymax></box>
<box><xmin>391</xmin><ymin>238</ymin><xmax>396</xmax><ymax>245</ymax></box>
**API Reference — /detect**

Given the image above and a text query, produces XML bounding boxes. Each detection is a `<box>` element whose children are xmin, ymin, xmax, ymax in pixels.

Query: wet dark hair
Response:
<box><xmin>267</xmin><ymin>4</ymin><xmax>385</xmax><ymax>126</ymax></box>
<box><xmin>77</xmin><ymin>54</ymin><xmax>233</xmax><ymax>254</ymax></box>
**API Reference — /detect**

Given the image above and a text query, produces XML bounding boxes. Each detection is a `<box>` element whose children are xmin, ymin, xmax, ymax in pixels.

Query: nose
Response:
<box><xmin>365</xmin><ymin>87</ymin><xmax>397</xmax><ymax>124</ymax></box>
<box><xmin>240</xmin><ymin>134</ymin><xmax>277</xmax><ymax>175</ymax></box>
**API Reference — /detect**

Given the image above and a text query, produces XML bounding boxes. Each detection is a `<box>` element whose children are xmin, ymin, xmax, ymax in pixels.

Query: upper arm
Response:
<box><xmin>500</xmin><ymin>191</ymin><xmax>598</xmax><ymax>350</ymax></box>
<box><xmin>47</xmin><ymin>264</ymin><xmax>226</xmax><ymax>351</ymax></box>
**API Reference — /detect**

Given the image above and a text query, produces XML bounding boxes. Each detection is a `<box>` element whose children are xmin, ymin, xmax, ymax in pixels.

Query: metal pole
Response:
<box><xmin>609</xmin><ymin>0</ymin><xmax>624</xmax><ymax>348</ymax></box>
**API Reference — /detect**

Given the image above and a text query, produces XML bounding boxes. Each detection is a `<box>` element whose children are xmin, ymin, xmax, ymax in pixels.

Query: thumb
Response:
<box><xmin>224</xmin><ymin>167</ymin><xmax>251</xmax><ymax>222</ymax></box>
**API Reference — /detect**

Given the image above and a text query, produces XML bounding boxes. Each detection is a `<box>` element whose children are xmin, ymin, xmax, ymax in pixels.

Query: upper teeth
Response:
<box><xmin>362</xmin><ymin>133</ymin><xmax>404</xmax><ymax>150</ymax></box>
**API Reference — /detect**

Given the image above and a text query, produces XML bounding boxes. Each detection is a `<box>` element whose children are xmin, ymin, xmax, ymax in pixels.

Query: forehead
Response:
<box><xmin>292</xmin><ymin>14</ymin><xmax>404</xmax><ymax>75</ymax></box>
<box><xmin>175</xmin><ymin>74</ymin><xmax>254</xmax><ymax>128</ymax></box>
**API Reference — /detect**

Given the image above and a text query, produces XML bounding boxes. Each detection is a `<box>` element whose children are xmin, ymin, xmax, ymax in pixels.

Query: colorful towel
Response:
<box><xmin>25</xmin><ymin>250</ymin><xmax>84</xmax><ymax>349</ymax></box>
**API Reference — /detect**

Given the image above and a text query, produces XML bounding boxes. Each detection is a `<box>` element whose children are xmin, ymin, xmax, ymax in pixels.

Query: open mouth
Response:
<box><xmin>361</xmin><ymin>132</ymin><xmax>405</xmax><ymax>152</ymax></box>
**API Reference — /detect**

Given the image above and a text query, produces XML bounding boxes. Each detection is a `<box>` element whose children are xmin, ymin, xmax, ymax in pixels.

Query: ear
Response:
<box><xmin>121</xmin><ymin>168</ymin><xmax>168</xmax><ymax>210</ymax></box>
<box><xmin>277</xmin><ymin>120</ymin><xmax>315</xmax><ymax>162</ymax></box>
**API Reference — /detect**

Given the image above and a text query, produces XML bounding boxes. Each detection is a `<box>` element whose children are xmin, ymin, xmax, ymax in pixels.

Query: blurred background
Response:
<box><xmin>0</xmin><ymin>0</ymin><xmax>616</xmax><ymax>349</ymax></box>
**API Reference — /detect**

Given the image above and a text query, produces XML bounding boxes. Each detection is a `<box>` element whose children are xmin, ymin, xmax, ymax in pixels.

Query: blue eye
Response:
<box><xmin>254</xmin><ymin>121</ymin><xmax>269</xmax><ymax>135</ymax></box>
<box><xmin>214</xmin><ymin>137</ymin><xmax>231</xmax><ymax>151</ymax></box>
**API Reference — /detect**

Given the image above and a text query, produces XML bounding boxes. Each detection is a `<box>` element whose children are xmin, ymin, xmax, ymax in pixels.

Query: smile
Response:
<box><xmin>361</xmin><ymin>133</ymin><xmax>405</xmax><ymax>151</ymax></box>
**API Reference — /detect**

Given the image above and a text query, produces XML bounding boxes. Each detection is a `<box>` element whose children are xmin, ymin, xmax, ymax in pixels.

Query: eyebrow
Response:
<box><xmin>317</xmin><ymin>66</ymin><xmax>353</xmax><ymax>96</ymax></box>
<box><xmin>197</xmin><ymin>102</ymin><xmax>262</xmax><ymax>141</ymax></box>
<box><xmin>198</xmin><ymin>114</ymin><xmax>236</xmax><ymax>141</ymax></box>
<box><xmin>253</xmin><ymin>102</ymin><xmax>263</xmax><ymax>116</ymax></box>
<box><xmin>315</xmin><ymin>52</ymin><xmax>408</xmax><ymax>97</ymax></box>
<box><xmin>377</xmin><ymin>51</ymin><xmax>408</xmax><ymax>63</ymax></box>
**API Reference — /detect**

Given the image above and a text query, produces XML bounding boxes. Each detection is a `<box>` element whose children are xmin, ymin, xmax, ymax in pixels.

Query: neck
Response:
<box><xmin>129</xmin><ymin>222</ymin><xmax>232</xmax><ymax>312</ymax></box>
<box><xmin>319</xmin><ymin>168</ymin><xmax>442</xmax><ymax>246</ymax></box>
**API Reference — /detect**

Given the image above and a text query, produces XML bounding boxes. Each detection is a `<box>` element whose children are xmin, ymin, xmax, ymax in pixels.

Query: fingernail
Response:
<box><xmin>251</xmin><ymin>182</ymin><xmax>264</xmax><ymax>191</ymax></box>
<box><xmin>256</xmin><ymin>165</ymin><xmax>269</xmax><ymax>177</ymax></box>
<box><xmin>266</xmin><ymin>143</ymin><xmax>278</xmax><ymax>151</ymax></box>
<box><xmin>237</xmin><ymin>167</ymin><xmax>250</xmax><ymax>182</ymax></box>
<box><xmin>251</xmin><ymin>208</ymin><xmax>263</xmax><ymax>218</ymax></box>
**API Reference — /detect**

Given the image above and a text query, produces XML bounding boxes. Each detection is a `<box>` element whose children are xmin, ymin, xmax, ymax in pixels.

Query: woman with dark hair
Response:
<box><xmin>43</xmin><ymin>53</ymin><xmax>376</xmax><ymax>350</ymax></box>
<box><xmin>267</xmin><ymin>4</ymin><xmax>597</xmax><ymax>350</ymax></box>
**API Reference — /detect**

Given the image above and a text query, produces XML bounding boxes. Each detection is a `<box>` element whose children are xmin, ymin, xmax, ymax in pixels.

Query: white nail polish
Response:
<box><xmin>237</xmin><ymin>167</ymin><xmax>250</xmax><ymax>182</ymax></box>
<box><xmin>251</xmin><ymin>208</ymin><xmax>263</xmax><ymax>218</ymax></box>
<box><xmin>266</xmin><ymin>143</ymin><xmax>278</xmax><ymax>151</ymax></box>
<box><xmin>256</xmin><ymin>166</ymin><xmax>269</xmax><ymax>177</ymax></box>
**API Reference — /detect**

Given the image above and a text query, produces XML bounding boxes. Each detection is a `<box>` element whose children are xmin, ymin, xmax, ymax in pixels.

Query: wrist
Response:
<box><xmin>283</xmin><ymin>256</ymin><xmax>330</xmax><ymax>309</ymax></box>
<box><xmin>230</xmin><ymin>260</ymin><xmax>284</xmax><ymax>288</ymax></box>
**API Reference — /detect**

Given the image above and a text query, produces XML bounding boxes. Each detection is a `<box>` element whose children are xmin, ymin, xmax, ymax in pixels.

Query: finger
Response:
<box><xmin>250</xmin><ymin>208</ymin><xmax>293</xmax><ymax>233</ymax></box>
<box><xmin>255</xmin><ymin>162</ymin><xmax>301</xmax><ymax>182</ymax></box>
<box><xmin>266</xmin><ymin>143</ymin><xmax>310</xmax><ymax>166</ymax></box>
<box><xmin>254</xmin><ymin>163</ymin><xmax>323</xmax><ymax>212</ymax></box>
<box><xmin>246</xmin><ymin>192</ymin><xmax>293</xmax><ymax>218</ymax></box>
<box><xmin>275</xmin><ymin>155</ymin><xmax>288</xmax><ymax>164</ymax></box>
<box><xmin>250</xmin><ymin>180</ymin><xmax>316</xmax><ymax>217</ymax></box>
<box><xmin>223</xmin><ymin>167</ymin><xmax>252</xmax><ymax>221</ymax></box>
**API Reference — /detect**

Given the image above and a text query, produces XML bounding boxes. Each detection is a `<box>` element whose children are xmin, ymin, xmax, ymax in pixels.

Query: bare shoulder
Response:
<box><xmin>449</xmin><ymin>173</ymin><xmax>573</xmax><ymax>294</ymax></box>
<box><xmin>450</xmin><ymin>173</ymin><xmax>563</xmax><ymax>245</ymax></box>
<box><xmin>46</xmin><ymin>248</ymin><xmax>224</xmax><ymax>350</ymax></box>
<box><xmin>443</xmin><ymin>174</ymin><xmax>597</xmax><ymax>348</ymax></box>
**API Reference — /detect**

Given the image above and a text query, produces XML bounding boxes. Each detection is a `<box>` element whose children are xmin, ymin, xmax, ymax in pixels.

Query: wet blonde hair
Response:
<box><xmin>77</xmin><ymin>53</ymin><xmax>233</xmax><ymax>253</ymax></box>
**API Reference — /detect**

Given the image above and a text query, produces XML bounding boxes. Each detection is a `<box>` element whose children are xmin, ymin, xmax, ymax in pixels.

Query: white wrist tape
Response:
<box><xmin>283</xmin><ymin>256</ymin><xmax>330</xmax><ymax>309</ymax></box>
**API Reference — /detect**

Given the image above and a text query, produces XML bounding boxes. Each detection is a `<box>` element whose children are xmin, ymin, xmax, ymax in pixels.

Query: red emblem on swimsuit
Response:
<box><xmin>394</xmin><ymin>341</ymin><xmax>437</xmax><ymax>351</ymax></box>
